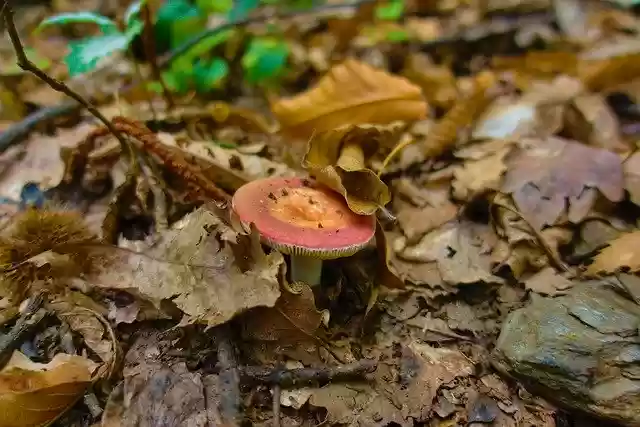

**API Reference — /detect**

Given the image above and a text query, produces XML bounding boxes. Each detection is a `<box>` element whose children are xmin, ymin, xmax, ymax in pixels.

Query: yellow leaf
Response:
<box><xmin>587</xmin><ymin>231</ymin><xmax>640</xmax><ymax>276</ymax></box>
<box><xmin>303</xmin><ymin>125</ymin><xmax>395</xmax><ymax>215</ymax></box>
<box><xmin>0</xmin><ymin>351</ymin><xmax>97</xmax><ymax>427</ymax></box>
<box><xmin>272</xmin><ymin>58</ymin><xmax>427</xmax><ymax>139</ymax></box>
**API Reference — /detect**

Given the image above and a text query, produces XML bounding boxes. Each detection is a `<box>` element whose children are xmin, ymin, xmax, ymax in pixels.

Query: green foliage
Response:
<box><xmin>242</xmin><ymin>37</ymin><xmax>289</xmax><ymax>84</ymax></box>
<box><xmin>193</xmin><ymin>58</ymin><xmax>229</xmax><ymax>91</ymax></box>
<box><xmin>35</xmin><ymin>1</ymin><xmax>146</xmax><ymax>77</ymax></box>
<box><xmin>155</xmin><ymin>0</ymin><xmax>207</xmax><ymax>49</ymax></box>
<box><xmin>196</xmin><ymin>0</ymin><xmax>234</xmax><ymax>14</ymax></box>
<box><xmin>375</xmin><ymin>0</ymin><xmax>404</xmax><ymax>21</ymax></box>
<box><xmin>36</xmin><ymin>12</ymin><xmax>119</xmax><ymax>34</ymax></box>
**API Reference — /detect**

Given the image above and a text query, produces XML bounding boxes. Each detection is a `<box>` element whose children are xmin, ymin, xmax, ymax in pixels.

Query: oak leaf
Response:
<box><xmin>88</xmin><ymin>206</ymin><xmax>284</xmax><ymax>327</ymax></box>
<box><xmin>272</xmin><ymin>58</ymin><xmax>427</xmax><ymax>138</ymax></box>
<box><xmin>587</xmin><ymin>231</ymin><xmax>640</xmax><ymax>276</ymax></box>
<box><xmin>303</xmin><ymin>124</ymin><xmax>394</xmax><ymax>215</ymax></box>
<box><xmin>502</xmin><ymin>137</ymin><xmax>624</xmax><ymax>229</ymax></box>
<box><xmin>0</xmin><ymin>351</ymin><xmax>97</xmax><ymax>427</ymax></box>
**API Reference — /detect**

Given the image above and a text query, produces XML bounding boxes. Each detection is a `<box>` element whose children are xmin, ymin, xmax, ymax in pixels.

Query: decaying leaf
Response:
<box><xmin>400</xmin><ymin>220</ymin><xmax>503</xmax><ymax>285</ymax></box>
<box><xmin>308</xmin><ymin>343</ymin><xmax>474</xmax><ymax>426</ymax></box>
<box><xmin>242</xmin><ymin>283</ymin><xmax>324</xmax><ymax>341</ymax></box>
<box><xmin>0</xmin><ymin>351</ymin><xmax>97</xmax><ymax>427</ymax></box>
<box><xmin>272</xmin><ymin>58</ymin><xmax>427</xmax><ymax>138</ymax></box>
<box><xmin>303</xmin><ymin>124</ymin><xmax>394</xmax><ymax>215</ymax></box>
<box><xmin>452</xmin><ymin>143</ymin><xmax>511</xmax><ymax>201</ymax></box>
<box><xmin>88</xmin><ymin>206</ymin><xmax>284</xmax><ymax>327</ymax></box>
<box><xmin>587</xmin><ymin>230</ymin><xmax>640</xmax><ymax>275</ymax></box>
<box><xmin>502</xmin><ymin>137</ymin><xmax>624</xmax><ymax>229</ymax></box>
<box><xmin>523</xmin><ymin>267</ymin><xmax>574</xmax><ymax>295</ymax></box>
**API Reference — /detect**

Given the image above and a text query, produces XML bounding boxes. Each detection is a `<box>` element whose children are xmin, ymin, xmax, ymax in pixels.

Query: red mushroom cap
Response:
<box><xmin>232</xmin><ymin>177</ymin><xmax>376</xmax><ymax>259</ymax></box>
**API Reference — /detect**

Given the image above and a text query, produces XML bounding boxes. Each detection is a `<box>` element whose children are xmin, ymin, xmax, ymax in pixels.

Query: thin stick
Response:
<box><xmin>272</xmin><ymin>385</ymin><xmax>281</xmax><ymax>427</ymax></box>
<box><xmin>141</xmin><ymin>2</ymin><xmax>174</xmax><ymax>109</ymax></box>
<box><xmin>0</xmin><ymin>294</ymin><xmax>46</xmax><ymax>369</ymax></box>
<box><xmin>492</xmin><ymin>201</ymin><xmax>569</xmax><ymax>273</ymax></box>
<box><xmin>239</xmin><ymin>360</ymin><xmax>376</xmax><ymax>388</ymax></box>
<box><xmin>1</xmin><ymin>1</ymin><xmax>135</xmax><ymax>163</ymax></box>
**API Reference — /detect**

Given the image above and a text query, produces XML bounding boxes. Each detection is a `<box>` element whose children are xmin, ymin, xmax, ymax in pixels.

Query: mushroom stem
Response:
<box><xmin>289</xmin><ymin>255</ymin><xmax>323</xmax><ymax>287</ymax></box>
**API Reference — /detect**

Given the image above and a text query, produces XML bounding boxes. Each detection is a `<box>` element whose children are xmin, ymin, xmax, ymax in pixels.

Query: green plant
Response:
<box><xmin>35</xmin><ymin>1</ymin><xmax>146</xmax><ymax>76</ymax></box>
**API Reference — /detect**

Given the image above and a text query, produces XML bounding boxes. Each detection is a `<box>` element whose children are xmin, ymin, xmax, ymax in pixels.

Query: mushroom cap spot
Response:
<box><xmin>232</xmin><ymin>177</ymin><xmax>376</xmax><ymax>259</ymax></box>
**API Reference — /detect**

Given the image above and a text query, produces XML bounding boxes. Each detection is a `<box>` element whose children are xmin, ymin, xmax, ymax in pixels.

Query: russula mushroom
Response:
<box><xmin>231</xmin><ymin>177</ymin><xmax>376</xmax><ymax>286</ymax></box>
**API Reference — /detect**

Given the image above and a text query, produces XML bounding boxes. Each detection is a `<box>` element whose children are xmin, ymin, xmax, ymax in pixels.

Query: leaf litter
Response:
<box><xmin>4</xmin><ymin>0</ymin><xmax>640</xmax><ymax>426</ymax></box>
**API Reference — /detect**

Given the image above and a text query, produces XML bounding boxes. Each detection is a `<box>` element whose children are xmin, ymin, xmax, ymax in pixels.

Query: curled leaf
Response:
<box><xmin>272</xmin><ymin>58</ymin><xmax>427</xmax><ymax>138</ymax></box>
<box><xmin>303</xmin><ymin>125</ymin><xmax>394</xmax><ymax>215</ymax></box>
<box><xmin>0</xmin><ymin>351</ymin><xmax>97</xmax><ymax>427</ymax></box>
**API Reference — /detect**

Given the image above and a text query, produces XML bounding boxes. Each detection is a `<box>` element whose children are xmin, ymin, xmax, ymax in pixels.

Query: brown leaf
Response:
<box><xmin>0</xmin><ymin>351</ymin><xmax>96</xmax><ymax>427</ymax></box>
<box><xmin>523</xmin><ymin>267</ymin><xmax>574</xmax><ymax>296</ymax></box>
<box><xmin>308</xmin><ymin>343</ymin><xmax>473</xmax><ymax>426</ymax></box>
<box><xmin>374</xmin><ymin>220</ymin><xmax>405</xmax><ymax>289</ymax></box>
<box><xmin>563</xmin><ymin>93</ymin><xmax>629</xmax><ymax>153</ymax></box>
<box><xmin>272</xmin><ymin>58</ymin><xmax>427</xmax><ymax>138</ymax></box>
<box><xmin>402</xmin><ymin>53</ymin><xmax>457</xmax><ymax>110</ymax></box>
<box><xmin>400</xmin><ymin>220</ymin><xmax>503</xmax><ymax>285</ymax></box>
<box><xmin>241</xmin><ymin>283</ymin><xmax>324</xmax><ymax>341</ymax></box>
<box><xmin>587</xmin><ymin>231</ymin><xmax>640</xmax><ymax>275</ymax></box>
<box><xmin>303</xmin><ymin>124</ymin><xmax>394</xmax><ymax>215</ymax></box>
<box><xmin>89</xmin><ymin>206</ymin><xmax>284</xmax><ymax>327</ymax></box>
<box><xmin>452</xmin><ymin>143</ymin><xmax>511</xmax><ymax>202</ymax></box>
<box><xmin>624</xmin><ymin>150</ymin><xmax>640</xmax><ymax>206</ymax></box>
<box><xmin>502</xmin><ymin>137</ymin><xmax>624</xmax><ymax>229</ymax></box>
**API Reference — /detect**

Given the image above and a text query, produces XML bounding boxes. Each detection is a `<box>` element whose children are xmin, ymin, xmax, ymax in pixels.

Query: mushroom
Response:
<box><xmin>231</xmin><ymin>177</ymin><xmax>376</xmax><ymax>286</ymax></box>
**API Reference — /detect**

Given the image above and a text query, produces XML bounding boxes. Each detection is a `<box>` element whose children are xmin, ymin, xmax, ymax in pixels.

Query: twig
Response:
<box><xmin>0</xmin><ymin>101</ymin><xmax>79</xmax><ymax>153</ymax></box>
<box><xmin>239</xmin><ymin>360</ymin><xmax>376</xmax><ymax>388</ymax></box>
<box><xmin>492</xmin><ymin>201</ymin><xmax>569</xmax><ymax>272</ymax></box>
<box><xmin>1</xmin><ymin>1</ymin><xmax>135</xmax><ymax>164</ymax></box>
<box><xmin>141</xmin><ymin>2</ymin><xmax>174</xmax><ymax>109</ymax></box>
<box><xmin>272</xmin><ymin>385</ymin><xmax>281</xmax><ymax>427</ymax></box>
<box><xmin>0</xmin><ymin>294</ymin><xmax>47</xmax><ymax>369</ymax></box>
<box><xmin>159</xmin><ymin>0</ymin><xmax>376</xmax><ymax>69</ymax></box>
<box><xmin>214</xmin><ymin>325</ymin><xmax>241</xmax><ymax>426</ymax></box>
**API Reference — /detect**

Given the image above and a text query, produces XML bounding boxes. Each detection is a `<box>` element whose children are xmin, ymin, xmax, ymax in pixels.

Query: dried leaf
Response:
<box><xmin>375</xmin><ymin>220</ymin><xmax>405</xmax><ymax>289</ymax></box>
<box><xmin>502</xmin><ymin>137</ymin><xmax>624</xmax><ymax>229</ymax></box>
<box><xmin>452</xmin><ymin>144</ymin><xmax>511</xmax><ymax>202</ymax></box>
<box><xmin>0</xmin><ymin>351</ymin><xmax>96</xmax><ymax>427</ymax></box>
<box><xmin>420</xmin><ymin>71</ymin><xmax>497</xmax><ymax>159</ymax></box>
<box><xmin>242</xmin><ymin>283</ymin><xmax>324</xmax><ymax>341</ymax></box>
<box><xmin>89</xmin><ymin>206</ymin><xmax>284</xmax><ymax>327</ymax></box>
<box><xmin>303</xmin><ymin>125</ymin><xmax>393</xmax><ymax>215</ymax></box>
<box><xmin>523</xmin><ymin>266</ymin><xmax>574</xmax><ymax>295</ymax></box>
<box><xmin>624</xmin><ymin>150</ymin><xmax>640</xmax><ymax>206</ymax></box>
<box><xmin>400</xmin><ymin>220</ymin><xmax>503</xmax><ymax>285</ymax></box>
<box><xmin>309</xmin><ymin>343</ymin><xmax>473</xmax><ymax>426</ymax></box>
<box><xmin>563</xmin><ymin>93</ymin><xmax>628</xmax><ymax>153</ymax></box>
<box><xmin>272</xmin><ymin>58</ymin><xmax>427</xmax><ymax>138</ymax></box>
<box><xmin>587</xmin><ymin>231</ymin><xmax>640</xmax><ymax>275</ymax></box>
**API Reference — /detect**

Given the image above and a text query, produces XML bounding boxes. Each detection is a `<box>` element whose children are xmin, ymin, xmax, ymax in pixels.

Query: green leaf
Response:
<box><xmin>180</xmin><ymin>29</ymin><xmax>233</xmax><ymax>63</ymax></box>
<box><xmin>124</xmin><ymin>0</ymin><xmax>146</xmax><ymax>29</ymax></box>
<box><xmin>193</xmin><ymin>58</ymin><xmax>229</xmax><ymax>92</ymax></box>
<box><xmin>375</xmin><ymin>0</ymin><xmax>404</xmax><ymax>21</ymax></box>
<box><xmin>229</xmin><ymin>0</ymin><xmax>260</xmax><ymax>21</ymax></box>
<box><xmin>386</xmin><ymin>29</ymin><xmax>409</xmax><ymax>42</ymax></box>
<box><xmin>197</xmin><ymin>0</ymin><xmax>233</xmax><ymax>14</ymax></box>
<box><xmin>65</xmin><ymin>32</ymin><xmax>129</xmax><ymax>76</ymax></box>
<box><xmin>155</xmin><ymin>0</ymin><xmax>206</xmax><ymax>49</ymax></box>
<box><xmin>124</xmin><ymin>18</ymin><xmax>144</xmax><ymax>39</ymax></box>
<box><xmin>241</xmin><ymin>37</ymin><xmax>289</xmax><ymax>83</ymax></box>
<box><xmin>36</xmin><ymin>12</ymin><xmax>118</xmax><ymax>34</ymax></box>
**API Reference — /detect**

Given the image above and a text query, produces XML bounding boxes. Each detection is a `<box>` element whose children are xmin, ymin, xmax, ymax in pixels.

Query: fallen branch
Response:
<box><xmin>1</xmin><ymin>1</ymin><xmax>134</xmax><ymax>162</ymax></box>
<box><xmin>0</xmin><ymin>294</ymin><xmax>47</xmax><ymax>369</ymax></box>
<box><xmin>239</xmin><ymin>360</ymin><xmax>376</xmax><ymax>388</ymax></box>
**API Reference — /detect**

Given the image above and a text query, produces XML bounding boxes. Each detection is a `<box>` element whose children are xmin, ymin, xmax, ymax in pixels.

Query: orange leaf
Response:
<box><xmin>587</xmin><ymin>231</ymin><xmax>640</xmax><ymax>276</ymax></box>
<box><xmin>271</xmin><ymin>58</ymin><xmax>427</xmax><ymax>139</ymax></box>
